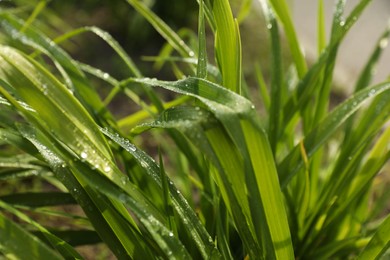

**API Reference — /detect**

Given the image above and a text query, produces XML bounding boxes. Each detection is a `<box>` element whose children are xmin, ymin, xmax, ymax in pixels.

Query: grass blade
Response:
<box><xmin>212</xmin><ymin>0</ymin><xmax>242</xmax><ymax>93</ymax></box>
<box><xmin>0</xmin><ymin>213</ymin><xmax>62</xmax><ymax>260</ymax></box>
<box><xmin>358</xmin><ymin>215</ymin><xmax>390</xmax><ymax>260</ymax></box>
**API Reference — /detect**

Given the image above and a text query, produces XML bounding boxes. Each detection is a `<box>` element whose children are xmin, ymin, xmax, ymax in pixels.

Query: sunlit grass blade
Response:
<box><xmin>317</xmin><ymin>0</ymin><xmax>326</xmax><ymax>54</ymax></box>
<box><xmin>212</xmin><ymin>0</ymin><xmax>242</xmax><ymax>93</ymax></box>
<box><xmin>0</xmin><ymin>45</ymin><xmax>186</xmax><ymax>258</ymax></box>
<box><xmin>0</xmin><ymin>14</ymin><xmax>110</xmax><ymax>118</ymax></box>
<box><xmin>19</xmin><ymin>0</ymin><xmax>47</xmax><ymax>33</ymax></box>
<box><xmin>358</xmin><ymin>214</ymin><xmax>390</xmax><ymax>260</ymax></box>
<box><xmin>278</xmin><ymin>81</ymin><xmax>390</xmax><ymax>187</ymax></box>
<box><xmin>237</xmin><ymin>0</ymin><xmax>253</xmax><ymax>24</ymax></box>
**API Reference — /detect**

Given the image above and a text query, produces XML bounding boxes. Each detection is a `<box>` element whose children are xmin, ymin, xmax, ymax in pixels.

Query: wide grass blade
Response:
<box><xmin>128</xmin><ymin>76</ymin><xmax>294</xmax><ymax>259</ymax></box>
<box><xmin>211</xmin><ymin>0</ymin><xmax>242</xmax><ymax>94</ymax></box>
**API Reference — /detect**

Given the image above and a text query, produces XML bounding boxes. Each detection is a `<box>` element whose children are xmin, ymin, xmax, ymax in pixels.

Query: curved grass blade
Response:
<box><xmin>0</xmin><ymin>46</ymin><xmax>175</xmax><ymax>258</ymax></box>
<box><xmin>278</xmin><ymin>81</ymin><xmax>390</xmax><ymax>187</ymax></box>
<box><xmin>281</xmin><ymin>0</ymin><xmax>375</xmax><ymax>128</ymax></box>
<box><xmin>0</xmin><ymin>14</ymin><xmax>111</xmax><ymax>119</ymax></box>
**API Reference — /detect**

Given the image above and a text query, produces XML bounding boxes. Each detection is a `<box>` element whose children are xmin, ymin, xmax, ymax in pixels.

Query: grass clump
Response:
<box><xmin>0</xmin><ymin>0</ymin><xmax>389</xmax><ymax>259</ymax></box>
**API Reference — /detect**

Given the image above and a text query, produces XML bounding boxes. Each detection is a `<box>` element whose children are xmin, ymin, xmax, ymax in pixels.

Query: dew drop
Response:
<box><xmin>80</xmin><ymin>152</ymin><xmax>88</xmax><ymax>159</ymax></box>
<box><xmin>140</xmin><ymin>160</ymin><xmax>148</xmax><ymax>168</ymax></box>
<box><xmin>104</xmin><ymin>165</ymin><xmax>111</xmax><ymax>172</ymax></box>
<box><xmin>267</xmin><ymin>23</ymin><xmax>272</xmax><ymax>29</ymax></box>
<box><xmin>121</xmin><ymin>176</ymin><xmax>128</xmax><ymax>185</ymax></box>
<box><xmin>368</xmin><ymin>89</ymin><xmax>376</xmax><ymax>97</ymax></box>
<box><xmin>379</xmin><ymin>38</ymin><xmax>389</xmax><ymax>49</ymax></box>
<box><xmin>129</xmin><ymin>144</ymin><xmax>136</xmax><ymax>152</ymax></box>
<box><xmin>103</xmin><ymin>73</ymin><xmax>110</xmax><ymax>79</ymax></box>
<box><xmin>168</xmin><ymin>232</ymin><xmax>174</xmax><ymax>237</ymax></box>
<box><xmin>188</xmin><ymin>51</ymin><xmax>195</xmax><ymax>57</ymax></box>
<box><xmin>339</xmin><ymin>20</ymin><xmax>345</xmax><ymax>27</ymax></box>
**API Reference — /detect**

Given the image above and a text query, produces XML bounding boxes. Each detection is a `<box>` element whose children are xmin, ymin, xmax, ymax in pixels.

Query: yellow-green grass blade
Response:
<box><xmin>19</xmin><ymin>0</ymin><xmax>47</xmax><ymax>33</ymax></box>
<box><xmin>279</xmin><ymin>81</ymin><xmax>390</xmax><ymax>187</ymax></box>
<box><xmin>317</xmin><ymin>0</ymin><xmax>326</xmax><ymax>54</ymax></box>
<box><xmin>260</xmin><ymin>0</ymin><xmax>307</xmax><ymax>78</ymax></box>
<box><xmin>358</xmin><ymin>214</ymin><xmax>390</xmax><ymax>260</ymax></box>
<box><xmin>0</xmin><ymin>46</ymin><xmax>113</xmax><ymax>162</ymax></box>
<box><xmin>128</xmin><ymin>77</ymin><xmax>294</xmax><ymax>259</ymax></box>
<box><xmin>126</xmin><ymin>0</ymin><xmax>194</xmax><ymax>58</ymax></box>
<box><xmin>0</xmin><ymin>14</ymin><xmax>112</xmax><ymax>120</ymax></box>
<box><xmin>0</xmin><ymin>46</ymin><xmax>190</xmax><ymax>258</ymax></box>
<box><xmin>0</xmin><ymin>212</ymin><xmax>62</xmax><ymax>260</ymax></box>
<box><xmin>237</xmin><ymin>0</ymin><xmax>253</xmax><ymax>24</ymax></box>
<box><xmin>197</xmin><ymin>0</ymin><xmax>207</xmax><ymax>79</ymax></box>
<box><xmin>211</xmin><ymin>0</ymin><xmax>242</xmax><ymax>94</ymax></box>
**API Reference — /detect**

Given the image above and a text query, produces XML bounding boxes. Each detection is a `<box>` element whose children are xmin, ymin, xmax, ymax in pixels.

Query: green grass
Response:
<box><xmin>0</xmin><ymin>0</ymin><xmax>389</xmax><ymax>259</ymax></box>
